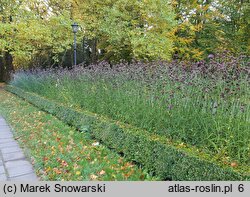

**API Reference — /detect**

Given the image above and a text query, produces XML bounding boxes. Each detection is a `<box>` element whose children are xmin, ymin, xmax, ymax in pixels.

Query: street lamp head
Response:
<box><xmin>71</xmin><ymin>22</ymin><xmax>79</xmax><ymax>33</ymax></box>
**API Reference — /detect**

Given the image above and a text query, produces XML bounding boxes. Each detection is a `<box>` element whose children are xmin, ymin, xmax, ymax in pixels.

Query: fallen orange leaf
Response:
<box><xmin>53</xmin><ymin>168</ymin><xmax>62</xmax><ymax>174</ymax></box>
<box><xmin>99</xmin><ymin>170</ymin><xmax>106</xmax><ymax>175</ymax></box>
<box><xmin>231</xmin><ymin>162</ymin><xmax>238</xmax><ymax>167</ymax></box>
<box><xmin>90</xmin><ymin>174</ymin><xmax>98</xmax><ymax>180</ymax></box>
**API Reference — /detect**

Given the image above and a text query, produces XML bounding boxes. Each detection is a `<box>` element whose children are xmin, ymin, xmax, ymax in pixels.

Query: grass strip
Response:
<box><xmin>0</xmin><ymin>88</ymin><xmax>153</xmax><ymax>181</ymax></box>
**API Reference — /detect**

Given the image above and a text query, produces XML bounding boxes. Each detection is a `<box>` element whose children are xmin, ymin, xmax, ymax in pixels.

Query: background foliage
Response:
<box><xmin>1</xmin><ymin>1</ymin><xmax>249</xmax><ymax>74</ymax></box>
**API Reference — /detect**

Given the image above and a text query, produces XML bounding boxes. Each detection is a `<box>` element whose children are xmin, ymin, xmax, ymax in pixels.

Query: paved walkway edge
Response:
<box><xmin>0</xmin><ymin>116</ymin><xmax>38</xmax><ymax>181</ymax></box>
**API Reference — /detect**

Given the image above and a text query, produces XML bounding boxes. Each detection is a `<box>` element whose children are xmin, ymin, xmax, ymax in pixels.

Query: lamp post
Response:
<box><xmin>71</xmin><ymin>22</ymin><xmax>79</xmax><ymax>66</ymax></box>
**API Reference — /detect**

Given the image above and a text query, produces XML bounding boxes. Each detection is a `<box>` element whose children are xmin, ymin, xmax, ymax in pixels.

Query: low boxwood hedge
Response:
<box><xmin>6</xmin><ymin>85</ymin><xmax>250</xmax><ymax>181</ymax></box>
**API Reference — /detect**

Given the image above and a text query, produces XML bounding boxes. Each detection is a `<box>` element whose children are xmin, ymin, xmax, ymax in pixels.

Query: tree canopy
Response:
<box><xmin>0</xmin><ymin>0</ymin><xmax>249</xmax><ymax>81</ymax></box>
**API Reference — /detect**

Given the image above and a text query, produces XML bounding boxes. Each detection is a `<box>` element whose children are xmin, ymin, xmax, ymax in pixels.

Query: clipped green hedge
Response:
<box><xmin>6</xmin><ymin>85</ymin><xmax>250</xmax><ymax>181</ymax></box>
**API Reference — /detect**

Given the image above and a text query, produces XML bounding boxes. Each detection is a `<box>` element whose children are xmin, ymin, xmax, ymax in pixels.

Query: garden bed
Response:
<box><xmin>6</xmin><ymin>85</ymin><xmax>250</xmax><ymax>180</ymax></box>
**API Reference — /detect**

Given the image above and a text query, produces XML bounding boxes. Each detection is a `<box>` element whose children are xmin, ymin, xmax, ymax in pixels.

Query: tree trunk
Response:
<box><xmin>90</xmin><ymin>38</ymin><xmax>98</xmax><ymax>64</ymax></box>
<box><xmin>2</xmin><ymin>51</ymin><xmax>14</xmax><ymax>82</ymax></box>
<box><xmin>83</xmin><ymin>38</ymin><xmax>91</xmax><ymax>65</ymax></box>
<box><xmin>0</xmin><ymin>14</ymin><xmax>14</xmax><ymax>82</ymax></box>
<box><xmin>0</xmin><ymin>54</ymin><xmax>4</xmax><ymax>82</ymax></box>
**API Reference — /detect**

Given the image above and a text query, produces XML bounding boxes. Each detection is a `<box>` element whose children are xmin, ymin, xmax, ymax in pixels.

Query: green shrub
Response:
<box><xmin>6</xmin><ymin>85</ymin><xmax>249</xmax><ymax>181</ymax></box>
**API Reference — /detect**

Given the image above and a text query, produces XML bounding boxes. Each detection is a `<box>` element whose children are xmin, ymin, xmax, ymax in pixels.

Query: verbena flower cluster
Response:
<box><xmin>11</xmin><ymin>52</ymin><xmax>250</xmax><ymax>165</ymax></box>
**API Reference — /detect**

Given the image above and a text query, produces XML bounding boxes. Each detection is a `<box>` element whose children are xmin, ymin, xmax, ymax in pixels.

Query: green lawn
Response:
<box><xmin>0</xmin><ymin>89</ymin><xmax>155</xmax><ymax>181</ymax></box>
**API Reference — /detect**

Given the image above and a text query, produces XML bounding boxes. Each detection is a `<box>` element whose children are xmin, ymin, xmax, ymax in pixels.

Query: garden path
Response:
<box><xmin>0</xmin><ymin>115</ymin><xmax>38</xmax><ymax>181</ymax></box>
